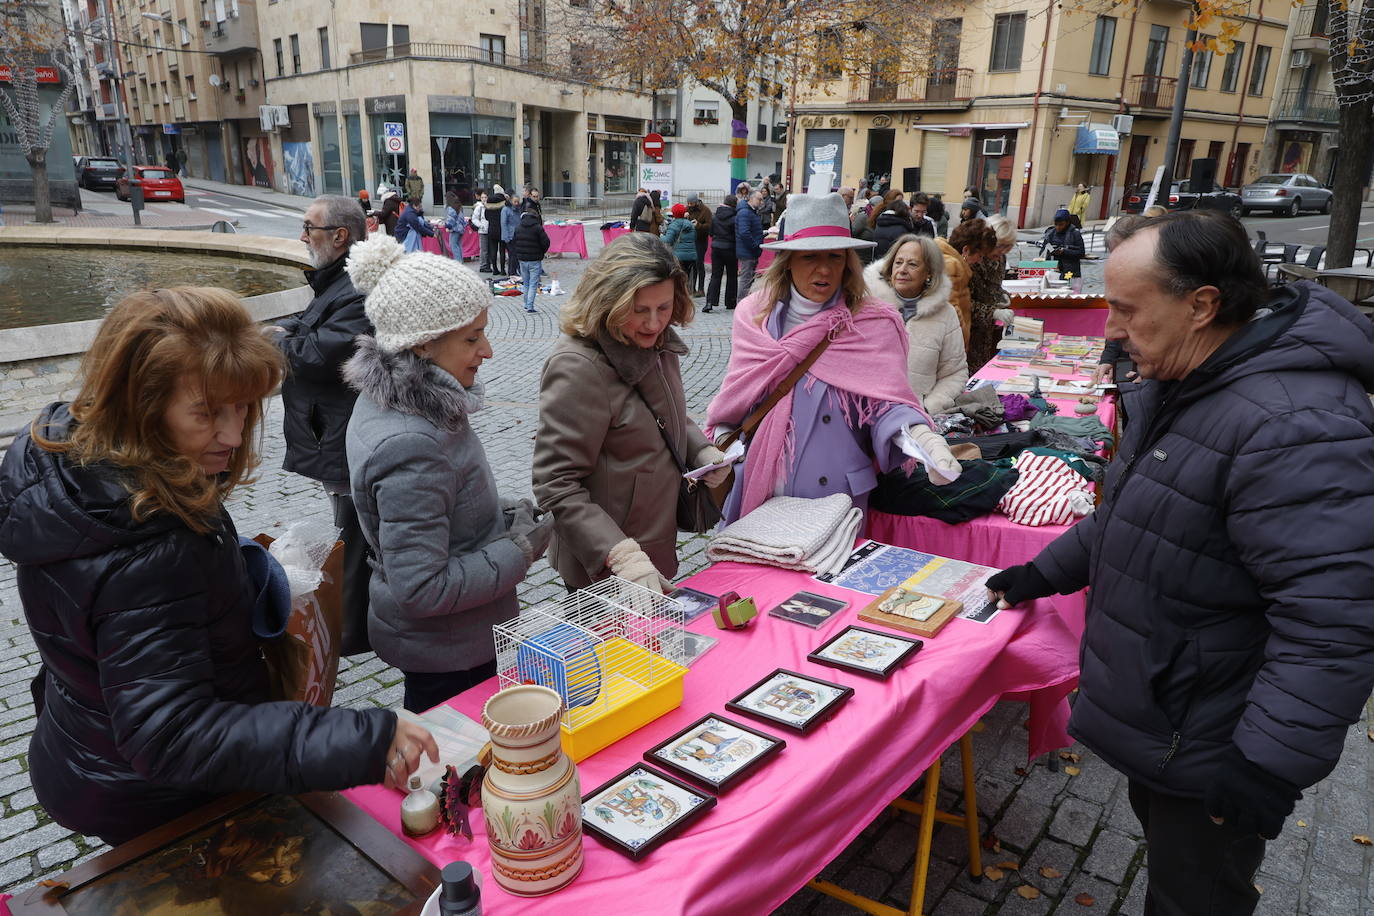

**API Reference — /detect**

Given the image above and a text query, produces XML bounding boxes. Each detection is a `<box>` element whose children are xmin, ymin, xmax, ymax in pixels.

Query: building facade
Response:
<box><xmin>1260</xmin><ymin>0</ymin><xmax>1337</xmax><ymax>183</ymax></box>
<box><xmin>248</xmin><ymin>0</ymin><xmax>650</xmax><ymax>204</ymax></box>
<box><xmin>655</xmin><ymin>78</ymin><xmax>787</xmax><ymax>198</ymax></box>
<box><xmin>789</xmin><ymin>0</ymin><xmax>1289</xmax><ymax>226</ymax></box>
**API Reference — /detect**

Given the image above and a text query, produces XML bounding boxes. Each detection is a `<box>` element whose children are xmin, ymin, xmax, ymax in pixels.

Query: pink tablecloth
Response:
<box><xmin>421</xmin><ymin>227</ymin><xmax>481</xmax><ymax>260</ymax></box>
<box><xmin>602</xmin><ymin>226</ymin><xmax>633</xmax><ymax>248</ymax></box>
<box><xmin>703</xmin><ymin>247</ymin><xmax>775</xmax><ymax>273</ymax></box>
<box><xmin>546</xmin><ymin>224</ymin><xmax>589</xmax><ymax>258</ymax></box>
<box><xmin>1018</xmin><ymin>306</ymin><xmax>1108</xmax><ymax>337</ymax></box>
<box><xmin>343</xmin><ymin>558</ymin><xmax>1079</xmax><ymax>915</ymax></box>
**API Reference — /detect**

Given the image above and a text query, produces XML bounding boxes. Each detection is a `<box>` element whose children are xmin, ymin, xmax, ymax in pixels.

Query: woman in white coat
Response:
<box><xmin>864</xmin><ymin>234</ymin><xmax>967</xmax><ymax>414</ymax></box>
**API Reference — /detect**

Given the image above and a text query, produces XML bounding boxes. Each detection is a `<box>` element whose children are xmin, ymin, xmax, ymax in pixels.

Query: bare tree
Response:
<box><xmin>1324</xmin><ymin>0</ymin><xmax>1374</xmax><ymax>268</ymax></box>
<box><xmin>0</xmin><ymin>0</ymin><xmax>79</xmax><ymax>223</ymax></box>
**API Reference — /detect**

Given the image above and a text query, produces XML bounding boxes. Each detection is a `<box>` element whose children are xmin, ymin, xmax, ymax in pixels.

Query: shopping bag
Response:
<box><xmin>253</xmin><ymin>532</ymin><xmax>344</xmax><ymax>707</ymax></box>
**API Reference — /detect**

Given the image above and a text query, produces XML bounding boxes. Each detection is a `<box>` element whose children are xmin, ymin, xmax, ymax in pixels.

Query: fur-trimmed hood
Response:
<box><xmin>864</xmin><ymin>261</ymin><xmax>954</xmax><ymax>322</ymax></box>
<box><xmin>342</xmin><ymin>335</ymin><xmax>482</xmax><ymax>432</ymax></box>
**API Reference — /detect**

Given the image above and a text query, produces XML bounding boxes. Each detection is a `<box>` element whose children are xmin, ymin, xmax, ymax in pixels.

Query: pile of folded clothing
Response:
<box><xmin>707</xmin><ymin>494</ymin><xmax>862</xmax><ymax>575</ymax></box>
<box><xmin>997</xmin><ymin>452</ymin><xmax>1095</xmax><ymax>526</ymax></box>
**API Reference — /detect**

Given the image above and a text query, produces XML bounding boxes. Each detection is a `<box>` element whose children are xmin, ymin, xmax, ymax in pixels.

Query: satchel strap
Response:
<box><xmin>717</xmin><ymin>333</ymin><xmax>834</xmax><ymax>450</ymax></box>
<box><xmin>634</xmin><ymin>387</ymin><xmax>690</xmax><ymax>474</ymax></box>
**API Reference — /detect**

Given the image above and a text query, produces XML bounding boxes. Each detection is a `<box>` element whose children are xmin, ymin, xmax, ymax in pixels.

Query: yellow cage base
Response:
<box><xmin>558</xmin><ymin>639</ymin><xmax>687</xmax><ymax>762</ymax></box>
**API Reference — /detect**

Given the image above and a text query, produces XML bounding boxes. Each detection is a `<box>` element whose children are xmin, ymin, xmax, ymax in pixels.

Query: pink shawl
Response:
<box><xmin>706</xmin><ymin>289</ymin><xmax>930</xmax><ymax>517</ymax></box>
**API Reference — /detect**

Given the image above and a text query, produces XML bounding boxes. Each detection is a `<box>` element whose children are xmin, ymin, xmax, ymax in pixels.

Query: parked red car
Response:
<box><xmin>116</xmin><ymin>166</ymin><xmax>185</xmax><ymax>203</ymax></box>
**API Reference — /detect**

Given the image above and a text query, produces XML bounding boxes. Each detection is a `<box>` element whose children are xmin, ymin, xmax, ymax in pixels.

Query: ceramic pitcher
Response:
<box><xmin>480</xmin><ymin>684</ymin><xmax>584</xmax><ymax>896</ymax></box>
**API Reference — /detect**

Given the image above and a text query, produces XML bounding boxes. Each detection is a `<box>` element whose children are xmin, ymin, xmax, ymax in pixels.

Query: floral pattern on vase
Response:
<box><xmin>480</xmin><ymin>684</ymin><xmax>584</xmax><ymax>896</ymax></box>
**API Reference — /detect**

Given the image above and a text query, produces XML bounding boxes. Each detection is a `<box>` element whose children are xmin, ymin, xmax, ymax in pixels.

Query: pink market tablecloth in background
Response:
<box><xmin>1017</xmin><ymin>306</ymin><xmax>1109</xmax><ymax>338</ymax></box>
<box><xmin>545</xmin><ymin>223</ymin><xmax>589</xmax><ymax>258</ymax></box>
<box><xmin>344</xmin><ymin>557</ymin><xmax>1079</xmax><ymax>915</ymax></box>
<box><xmin>601</xmin><ymin>226</ymin><xmax>632</xmax><ymax>247</ymax></box>
<box><xmin>421</xmin><ymin>227</ymin><xmax>481</xmax><ymax>260</ymax></box>
<box><xmin>703</xmin><ymin>246</ymin><xmax>775</xmax><ymax>273</ymax></box>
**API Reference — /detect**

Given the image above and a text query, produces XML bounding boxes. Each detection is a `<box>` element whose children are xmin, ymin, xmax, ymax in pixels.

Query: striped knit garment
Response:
<box><xmin>997</xmin><ymin>452</ymin><xmax>1094</xmax><ymax>527</ymax></box>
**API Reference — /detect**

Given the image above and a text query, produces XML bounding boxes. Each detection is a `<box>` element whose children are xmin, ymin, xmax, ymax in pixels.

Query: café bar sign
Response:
<box><xmin>0</xmin><ymin>66</ymin><xmax>60</xmax><ymax>83</ymax></box>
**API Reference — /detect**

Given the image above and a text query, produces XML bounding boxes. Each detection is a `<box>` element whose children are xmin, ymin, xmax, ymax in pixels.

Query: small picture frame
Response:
<box><xmin>645</xmin><ymin>714</ymin><xmax>786</xmax><ymax>792</ymax></box>
<box><xmin>807</xmin><ymin>625</ymin><xmax>923</xmax><ymax>679</ymax></box>
<box><xmin>767</xmin><ymin>590</ymin><xmax>850</xmax><ymax>629</ymax></box>
<box><xmin>725</xmin><ymin>668</ymin><xmax>854</xmax><ymax>733</ymax></box>
<box><xmin>581</xmin><ymin>764</ymin><xmax>718</xmax><ymax>860</ymax></box>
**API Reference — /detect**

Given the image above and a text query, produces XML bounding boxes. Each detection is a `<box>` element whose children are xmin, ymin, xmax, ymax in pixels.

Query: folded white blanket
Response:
<box><xmin>707</xmin><ymin>494</ymin><xmax>862</xmax><ymax>575</ymax></box>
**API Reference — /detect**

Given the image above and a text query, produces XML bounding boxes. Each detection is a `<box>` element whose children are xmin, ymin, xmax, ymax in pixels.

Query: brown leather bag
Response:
<box><xmin>708</xmin><ymin>334</ymin><xmax>834</xmax><ymax>507</ymax></box>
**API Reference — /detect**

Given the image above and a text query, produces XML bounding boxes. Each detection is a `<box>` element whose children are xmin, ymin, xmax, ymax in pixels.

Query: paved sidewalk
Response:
<box><xmin>0</xmin><ymin>230</ymin><xmax>1367</xmax><ymax>913</ymax></box>
<box><xmin>3</xmin><ymin>202</ymin><xmax>234</xmax><ymax>231</ymax></box>
<box><xmin>181</xmin><ymin>176</ymin><xmax>315</xmax><ymax>213</ymax></box>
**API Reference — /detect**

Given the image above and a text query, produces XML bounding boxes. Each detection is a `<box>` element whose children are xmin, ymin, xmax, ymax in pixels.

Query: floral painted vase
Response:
<box><xmin>480</xmin><ymin>684</ymin><xmax>584</xmax><ymax>896</ymax></box>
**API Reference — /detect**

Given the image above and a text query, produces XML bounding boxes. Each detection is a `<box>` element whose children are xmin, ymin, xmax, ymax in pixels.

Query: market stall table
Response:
<box><xmin>545</xmin><ymin>223</ymin><xmax>590</xmax><ymax>258</ymax></box>
<box><xmin>601</xmin><ymin>226</ymin><xmax>632</xmax><ymax>247</ymax></box>
<box><xmin>344</xmin><ymin>557</ymin><xmax>1080</xmax><ymax>915</ymax></box>
<box><xmin>866</xmin><ymin>353</ymin><xmax>1116</xmax><ymax>635</ymax></box>
<box><xmin>421</xmin><ymin>227</ymin><xmax>480</xmax><ymax>260</ymax></box>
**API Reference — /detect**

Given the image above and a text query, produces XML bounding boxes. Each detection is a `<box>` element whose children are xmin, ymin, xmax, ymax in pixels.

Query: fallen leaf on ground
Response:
<box><xmin>996</xmin><ymin>860</ymin><xmax>1020</xmax><ymax>870</ymax></box>
<box><xmin>1016</xmin><ymin>885</ymin><xmax>1042</xmax><ymax>899</ymax></box>
<box><xmin>1064</xmin><ymin>765</ymin><xmax>1082</xmax><ymax>776</ymax></box>
<box><xmin>1058</xmin><ymin>750</ymin><xmax>1082</xmax><ymax>762</ymax></box>
<box><xmin>984</xmin><ymin>866</ymin><xmax>1005</xmax><ymax>881</ymax></box>
<box><xmin>981</xmin><ymin>832</ymin><xmax>1001</xmax><ymax>851</ymax></box>
<box><xmin>38</xmin><ymin>882</ymin><xmax>68</xmax><ymax>889</ymax></box>
<box><xmin>1297</xmin><ymin>820</ymin><xmax>1308</xmax><ymax>828</ymax></box>
<box><xmin>1014</xmin><ymin>766</ymin><xmax>1028</xmax><ymax>777</ymax></box>
<box><xmin>1039</xmin><ymin>866</ymin><xmax>1063</xmax><ymax>879</ymax></box>
<box><xmin>1354</xmin><ymin>834</ymin><xmax>1372</xmax><ymax>846</ymax></box>
<box><xmin>1075</xmin><ymin>892</ymin><xmax>1096</xmax><ymax>906</ymax></box>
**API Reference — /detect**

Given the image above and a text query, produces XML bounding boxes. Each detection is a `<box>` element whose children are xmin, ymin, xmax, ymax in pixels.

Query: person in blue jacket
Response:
<box><xmin>394</xmin><ymin>197</ymin><xmax>435</xmax><ymax>252</ymax></box>
<box><xmin>1040</xmin><ymin>208</ymin><xmax>1085</xmax><ymax>280</ymax></box>
<box><xmin>501</xmin><ymin>197</ymin><xmax>521</xmax><ymax>276</ymax></box>
<box><xmin>735</xmin><ymin>189</ymin><xmax>764</xmax><ymax>305</ymax></box>
<box><xmin>662</xmin><ymin>203</ymin><xmax>698</xmax><ymax>277</ymax></box>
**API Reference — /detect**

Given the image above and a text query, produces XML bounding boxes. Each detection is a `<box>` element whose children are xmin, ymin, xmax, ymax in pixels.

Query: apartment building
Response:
<box><xmin>249</xmin><ymin>0</ymin><xmax>650</xmax><ymax>203</ymax></box>
<box><xmin>110</xmin><ymin>0</ymin><xmax>255</xmax><ymax>181</ymax></box>
<box><xmin>654</xmin><ymin>79</ymin><xmax>787</xmax><ymax>197</ymax></box>
<box><xmin>1259</xmin><ymin>0</ymin><xmax>1337</xmax><ymax>182</ymax></box>
<box><xmin>789</xmin><ymin>0</ymin><xmax>1289</xmax><ymax>226</ymax></box>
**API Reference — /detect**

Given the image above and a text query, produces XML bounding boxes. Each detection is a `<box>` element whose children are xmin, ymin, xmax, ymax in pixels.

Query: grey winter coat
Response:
<box><xmin>1034</xmin><ymin>282</ymin><xmax>1374</xmax><ymax>796</ymax></box>
<box><xmin>345</xmin><ymin>339</ymin><xmax>527</xmax><ymax>672</ymax></box>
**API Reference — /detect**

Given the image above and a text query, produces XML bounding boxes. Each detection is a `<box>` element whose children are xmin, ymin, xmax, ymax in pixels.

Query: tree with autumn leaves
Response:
<box><xmin>0</xmin><ymin>0</ymin><xmax>79</xmax><ymax>223</ymax></box>
<box><xmin>1323</xmin><ymin>0</ymin><xmax>1374</xmax><ymax>269</ymax></box>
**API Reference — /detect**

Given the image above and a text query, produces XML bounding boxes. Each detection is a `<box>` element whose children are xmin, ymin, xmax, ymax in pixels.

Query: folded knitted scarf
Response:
<box><xmin>707</xmin><ymin>494</ymin><xmax>862</xmax><ymax>575</ymax></box>
<box><xmin>955</xmin><ymin>386</ymin><xmax>1004</xmax><ymax>429</ymax></box>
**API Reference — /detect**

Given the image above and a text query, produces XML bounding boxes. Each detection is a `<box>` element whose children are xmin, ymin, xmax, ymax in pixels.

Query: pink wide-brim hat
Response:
<box><xmin>762</xmin><ymin>192</ymin><xmax>876</xmax><ymax>251</ymax></box>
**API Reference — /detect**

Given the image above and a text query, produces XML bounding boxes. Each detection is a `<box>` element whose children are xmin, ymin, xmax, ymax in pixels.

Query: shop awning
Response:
<box><xmin>1075</xmin><ymin>123</ymin><xmax>1119</xmax><ymax>154</ymax></box>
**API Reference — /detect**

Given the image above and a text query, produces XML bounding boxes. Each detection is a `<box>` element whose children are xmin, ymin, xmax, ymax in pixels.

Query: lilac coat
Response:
<box><xmin>721</xmin><ymin>299</ymin><xmax>923</xmax><ymax>523</ymax></box>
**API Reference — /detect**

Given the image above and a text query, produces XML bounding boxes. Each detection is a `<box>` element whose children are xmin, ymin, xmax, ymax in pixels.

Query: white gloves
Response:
<box><xmin>993</xmin><ymin>308</ymin><xmax>1015</xmax><ymax>327</ymax></box>
<box><xmin>607</xmin><ymin>538</ymin><xmax>673</xmax><ymax>594</ymax></box>
<box><xmin>693</xmin><ymin>445</ymin><xmax>732</xmax><ymax>489</ymax></box>
<box><xmin>896</xmin><ymin>424</ymin><xmax>963</xmax><ymax>486</ymax></box>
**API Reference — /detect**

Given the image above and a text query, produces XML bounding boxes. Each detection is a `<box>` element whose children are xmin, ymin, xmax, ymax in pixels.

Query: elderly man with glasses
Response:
<box><xmin>267</xmin><ymin>194</ymin><xmax>376</xmax><ymax>656</ymax></box>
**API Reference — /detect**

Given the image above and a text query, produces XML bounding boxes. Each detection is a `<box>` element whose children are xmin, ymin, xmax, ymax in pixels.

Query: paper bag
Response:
<box><xmin>253</xmin><ymin>533</ymin><xmax>344</xmax><ymax>707</ymax></box>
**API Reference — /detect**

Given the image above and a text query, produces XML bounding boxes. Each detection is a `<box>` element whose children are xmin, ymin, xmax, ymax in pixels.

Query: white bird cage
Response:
<box><xmin>493</xmin><ymin>577</ymin><xmax>690</xmax><ymax>760</ymax></box>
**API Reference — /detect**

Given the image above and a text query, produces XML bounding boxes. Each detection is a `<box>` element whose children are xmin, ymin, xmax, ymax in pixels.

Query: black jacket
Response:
<box><xmin>1035</xmin><ymin>283</ymin><xmax>1374</xmax><ymax>796</ymax></box>
<box><xmin>630</xmin><ymin>194</ymin><xmax>654</xmax><ymax>232</ymax></box>
<box><xmin>0</xmin><ymin>404</ymin><xmax>394</xmax><ymax>844</ymax></box>
<box><xmin>1041</xmin><ymin>225</ymin><xmax>1085</xmax><ymax>279</ymax></box>
<box><xmin>275</xmin><ymin>256</ymin><xmax>371</xmax><ymax>484</ymax></box>
<box><xmin>872</xmin><ymin>211</ymin><xmax>916</xmax><ymax>259</ymax></box>
<box><xmin>510</xmin><ymin>211</ymin><xmax>551</xmax><ymax>262</ymax></box>
<box><xmin>710</xmin><ymin>203</ymin><xmax>736</xmax><ymax>251</ymax></box>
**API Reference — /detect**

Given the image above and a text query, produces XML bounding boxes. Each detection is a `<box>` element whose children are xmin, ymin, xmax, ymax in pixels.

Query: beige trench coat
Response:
<box><xmin>533</xmin><ymin>328</ymin><xmax>709</xmax><ymax>589</ymax></box>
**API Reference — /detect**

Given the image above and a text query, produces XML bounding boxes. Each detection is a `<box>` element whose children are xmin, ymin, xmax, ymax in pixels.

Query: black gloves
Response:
<box><xmin>985</xmin><ymin>563</ymin><xmax>1054</xmax><ymax>607</ymax></box>
<box><xmin>1204</xmin><ymin>746</ymin><xmax>1302</xmax><ymax>840</ymax></box>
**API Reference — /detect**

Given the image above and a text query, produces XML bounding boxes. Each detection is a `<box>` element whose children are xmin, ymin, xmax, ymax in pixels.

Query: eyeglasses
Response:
<box><xmin>301</xmin><ymin>222</ymin><xmax>343</xmax><ymax>233</ymax></box>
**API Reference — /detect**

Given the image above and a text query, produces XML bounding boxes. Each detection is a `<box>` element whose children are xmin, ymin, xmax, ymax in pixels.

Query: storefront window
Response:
<box><xmin>369</xmin><ymin>112</ymin><xmax>407</xmax><ymax>191</ymax></box>
<box><xmin>432</xmin><ymin>135</ymin><xmax>476</xmax><ymax>204</ymax></box>
<box><xmin>317</xmin><ymin>114</ymin><xmax>343</xmax><ymax>194</ymax></box>
<box><xmin>604</xmin><ymin>140</ymin><xmax>635</xmax><ymax>194</ymax></box>
<box><xmin>474</xmin><ymin>116</ymin><xmax>514</xmax><ymax>191</ymax></box>
<box><xmin>344</xmin><ymin>114</ymin><xmax>365</xmax><ymax>194</ymax></box>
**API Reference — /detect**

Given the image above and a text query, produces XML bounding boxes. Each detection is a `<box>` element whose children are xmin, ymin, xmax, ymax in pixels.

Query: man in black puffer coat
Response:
<box><xmin>705</xmin><ymin>195</ymin><xmax>738</xmax><ymax>313</ymax></box>
<box><xmin>275</xmin><ymin>194</ymin><xmax>373</xmax><ymax>655</ymax></box>
<box><xmin>0</xmin><ymin>405</ymin><xmax>396</xmax><ymax>845</ymax></box>
<box><xmin>989</xmin><ymin>210</ymin><xmax>1374</xmax><ymax>916</ymax></box>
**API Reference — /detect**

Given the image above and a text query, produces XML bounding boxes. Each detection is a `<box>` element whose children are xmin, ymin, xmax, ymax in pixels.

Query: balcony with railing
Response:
<box><xmin>1125</xmin><ymin>74</ymin><xmax>1176</xmax><ymax>110</ymax></box>
<box><xmin>1274</xmin><ymin>88</ymin><xmax>1338</xmax><ymax>124</ymax></box>
<box><xmin>847</xmin><ymin>67</ymin><xmax>973</xmax><ymax>106</ymax></box>
<box><xmin>346</xmin><ymin>41</ymin><xmax>574</xmax><ymax>81</ymax></box>
<box><xmin>1293</xmin><ymin>2</ymin><xmax>1331</xmax><ymax>51</ymax></box>
<box><xmin>203</xmin><ymin>4</ymin><xmax>257</xmax><ymax>56</ymax></box>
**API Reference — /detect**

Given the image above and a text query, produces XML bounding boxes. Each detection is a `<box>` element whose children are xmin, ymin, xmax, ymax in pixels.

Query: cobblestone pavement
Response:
<box><xmin>0</xmin><ymin>232</ymin><xmax>1368</xmax><ymax>914</ymax></box>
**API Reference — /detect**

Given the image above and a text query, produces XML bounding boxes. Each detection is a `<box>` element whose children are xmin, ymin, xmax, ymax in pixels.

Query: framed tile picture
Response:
<box><xmin>807</xmin><ymin>625</ymin><xmax>923</xmax><ymax>680</ymax></box>
<box><xmin>645</xmin><ymin>714</ymin><xmax>786</xmax><ymax>792</ymax></box>
<box><xmin>581</xmin><ymin>764</ymin><xmax>717</xmax><ymax>860</ymax></box>
<box><xmin>724</xmin><ymin>668</ymin><xmax>854</xmax><ymax>733</ymax></box>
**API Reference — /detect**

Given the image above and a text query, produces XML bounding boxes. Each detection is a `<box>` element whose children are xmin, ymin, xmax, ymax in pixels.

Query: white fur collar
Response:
<box><xmin>863</xmin><ymin>261</ymin><xmax>954</xmax><ymax>321</ymax></box>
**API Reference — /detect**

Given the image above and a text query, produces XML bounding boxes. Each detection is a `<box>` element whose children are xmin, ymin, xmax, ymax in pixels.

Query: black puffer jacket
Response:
<box><xmin>1034</xmin><ymin>283</ymin><xmax>1374</xmax><ymax>796</ymax></box>
<box><xmin>509</xmin><ymin>211</ymin><xmax>551</xmax><ymax>262</ymax></box>
<box><xmin>710</xmin><ymin>203</ymin><xmax>736</xmax><ymax>251</ymax></box>
<box><xmin>275</xmin><ymin>256</ymin><xmax>371</xmax><ymax>484</ymax></box>
<box><xmin>871</xmin><ymin>210</ymin><xmax>916</xmax><ymax>259</ymax></box>
<box><xmin>0</xmin><ymin>404</ymin><xmax>395</xmax><ymax>844</ymax></box>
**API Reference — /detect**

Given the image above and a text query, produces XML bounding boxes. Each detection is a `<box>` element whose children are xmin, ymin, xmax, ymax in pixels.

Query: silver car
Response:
<box><xmin>1241</xmin><ymin>173</ymin><xmax>1333</xmax><ymax>217</ymax></box>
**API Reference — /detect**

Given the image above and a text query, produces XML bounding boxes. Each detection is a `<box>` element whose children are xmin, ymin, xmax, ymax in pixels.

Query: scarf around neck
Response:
<box><xmin>706</xmin><ymin>288</ymin><xmax>930</xmax><ymax>517</ymax></box>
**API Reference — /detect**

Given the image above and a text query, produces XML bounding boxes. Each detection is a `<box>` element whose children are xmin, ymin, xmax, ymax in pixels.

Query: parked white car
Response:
<box><xmin>1241</xmin><ymin>173</ymin><xmax>1333</xmax><ymax>217</ymax></box>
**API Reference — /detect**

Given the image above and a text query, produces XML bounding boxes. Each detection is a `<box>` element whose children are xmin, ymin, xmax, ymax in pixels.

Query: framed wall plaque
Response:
<box><xmin>724</xmin><ymin>668</ymin><xmax>854</xmax><ymax>733</ymax></box>
<box><xmin>644</xmin><ymin>713</ymin><xmax>785</xmax><ymax>792</ymax></box>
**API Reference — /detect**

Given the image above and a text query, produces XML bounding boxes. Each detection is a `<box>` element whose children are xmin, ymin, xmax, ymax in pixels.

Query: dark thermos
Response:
<box><xmin>438</xmin><ymin>861</ymin><xmax>482</xmax><ymax>916</ymax></box>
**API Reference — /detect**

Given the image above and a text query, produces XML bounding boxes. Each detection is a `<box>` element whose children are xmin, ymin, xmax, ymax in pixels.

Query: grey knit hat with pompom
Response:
<box><xmin>345</xmin><ymin>234</ymin><xmax>490</xmax><ymax>353</ymax></box>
